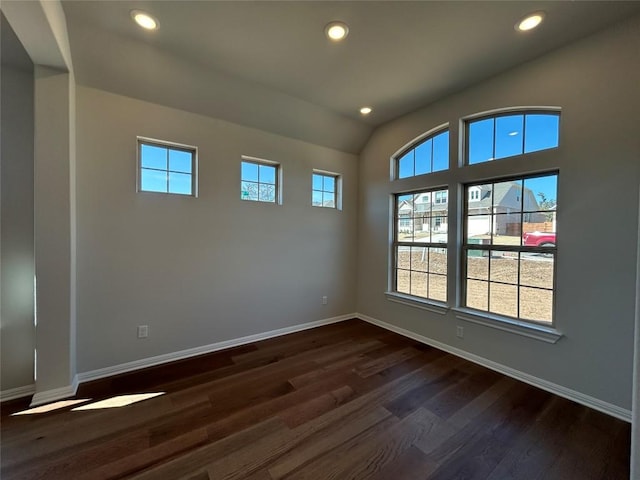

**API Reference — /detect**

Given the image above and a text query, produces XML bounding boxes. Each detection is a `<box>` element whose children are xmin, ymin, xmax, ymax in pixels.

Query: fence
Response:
<box><xmin>523</xmin><ymin>222</ymin><xmax>554</xmax><ymax>233</ymax></box>
<box><xmin>505</xmin><ymin>222</ymin><xmax>554</xmax><ymax>236</ymax></box>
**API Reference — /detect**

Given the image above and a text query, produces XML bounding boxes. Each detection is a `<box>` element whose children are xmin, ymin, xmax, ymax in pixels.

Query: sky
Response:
<box><xmin>468</xmin><ymin>113</ymin><xmax>559</xmax><ymax>165</ymax></box>
<box><xmin>140</xmin><ymin>143</ymin><xmax>193</xmax><ymax>195</ymax></box>
<box><xmin>398</xmin><ymin>112</ymin><xmax>559</xmax><ymax>202</ymax></box>
<box><xmin>138</xmin><ymin>113</ymin><xmax>559</xmax><ymax>202</ymax></box>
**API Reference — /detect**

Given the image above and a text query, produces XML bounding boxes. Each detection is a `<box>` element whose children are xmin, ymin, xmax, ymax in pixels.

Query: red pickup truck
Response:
<box><xmin>522</xmin><ymin>231</ymin><xmax>556</xmax><ymax>247</ymax></box>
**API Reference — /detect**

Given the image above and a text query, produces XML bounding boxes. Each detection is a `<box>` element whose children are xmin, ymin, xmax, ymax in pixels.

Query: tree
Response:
<box><xmin>537</xmin><ymin>192</ymin><xmax>556</xmax><ymax>222</ymax></box>
<box><xmin>241</xmin><ymin>182</ymin><xmax>275</xmax><ymax>202</ymax></box>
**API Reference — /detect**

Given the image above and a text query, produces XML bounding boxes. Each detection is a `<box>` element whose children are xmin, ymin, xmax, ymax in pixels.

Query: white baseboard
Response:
<box><xmin>77</xmin><ymin>313</ymin><xmax>355</xmax><ymax>385</ymax></box>
<box><xmin>23</xmin><ymin>312</ymin><xmax>627</xmax><ymax>422</ymax></box>
<box><xmin>0</xmin><ymin>384</ymin><xmax>36</xmax><ymax>403</ymax></box>
<box><xmin>30</xmin><ymin>376</ymin><xmax>79</xmax><ymax>407</ymax></box>
<box><xmin>356</xmin><ymin>312</ymin><xmax>632</xmax><ymax>423</ymax></box>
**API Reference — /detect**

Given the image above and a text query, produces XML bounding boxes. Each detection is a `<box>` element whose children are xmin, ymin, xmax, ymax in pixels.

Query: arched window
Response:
<box><xmin>466</xmin><ymin>111</ymin><xmax>559</xmax><ymax>164</ymax></box>
<box><xmin>395</xmin><ymin>128</ymin><xmax>449</xmax><ymax>179</ymax></box>
<box><xmin>388</xmin><ymin>108</ymin><xmax>561</xmax><ymax>337</ymax></box>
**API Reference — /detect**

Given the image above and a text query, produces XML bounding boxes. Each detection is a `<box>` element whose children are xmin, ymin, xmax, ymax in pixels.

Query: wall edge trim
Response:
<box><xmin>0</xmin><ymin>384</ymin><xmax>36</xmax><ymax>403</ymax></box>
<box><xmin>76</xmin><ymin>314</ymin><xmax>355</xmax><ymax>385</ymax></box>
<box><xmin>30</xmin><ymin>376</ymin><xmax>79</xmax><ymax>407</ymax></box>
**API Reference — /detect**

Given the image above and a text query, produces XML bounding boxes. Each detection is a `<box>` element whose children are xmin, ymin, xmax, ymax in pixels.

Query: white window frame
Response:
<box><xmin>465</xmin><ymin>108</ymin><xmax>561</xmax><ymax>166</ymax></box>
<box><xmin>312</xmin><ymin>170</ymin><xmax>342</xmax><ymax>210</ymax></box>
<box><xmin>461</xmin><ymin>172</ymin><xmax>558</xmax><ymax>326</ymax></box>
<box><xmin>137</xmin><ymin>137</ymin><xmax>198</xmax><ymax>197</ymax></box>
<box><xmin>240</xmin><ymin>155</ymin><xmax>282</xmax><ymax>205</ymax></box>
<box><xmin>391</xmin><ymin>125</ymin><xmax>449</xmax><ymax>180</ymax></box>
<box><xmin>386</xmin><ymin>108</ymin><xmax>563</xmax><ymax>343</ymax></box>
<box><xmin>389</xmin><ymin>187</ymin><xmax>449</xmax><ymax>308</ymax></box>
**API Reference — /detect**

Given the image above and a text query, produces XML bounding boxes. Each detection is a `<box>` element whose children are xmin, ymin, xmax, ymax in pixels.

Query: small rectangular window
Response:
<box><xmin>241</xmin><ymin>157</ymin><xmax>279</xmax><ymax>203</ymax></box>
<box><xmin>138</xmin><ymin>139</ymin><xmax>196</xmax><ymax>196</ymax></box>
<box><xmin>393</xmin><ymin>189</ymin><xmax>448</xmax><ymax>302</ymax></box>
<box><xmin>467</xmin><ymin>112</ymin><xmax>559</xmax><ymax>165</ymax></box>
<box><xmin>463</xmin><ymin>172</ymin><xmax>558</xmax><ymax>325</ymax></box>
<box><xmin>312</xmin><ymin>172</ymin><xmax>339</xmax><ymax>208</ymax></box>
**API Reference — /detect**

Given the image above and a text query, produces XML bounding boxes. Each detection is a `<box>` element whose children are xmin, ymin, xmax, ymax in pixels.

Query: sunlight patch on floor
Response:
<box><xmin>12</xmin><ymin>399</ymin><xmax>91</xmax><ymax>415</ymax></box>
<box><xmin>72</xmin><ymin>392</ymin><xmax>165</xmax><ymax>411</ymax></box>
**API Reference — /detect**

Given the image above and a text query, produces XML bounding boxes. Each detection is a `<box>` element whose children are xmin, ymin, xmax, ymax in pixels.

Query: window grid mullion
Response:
<box><xmin>522</xmin><ymin>115</ymin><xmax>527</xmax><ymax>153</ymax></box>
<box><xmin>487</xmin><ymin>246</ymin><xmax>492</xmax><ymax>313</ymax></box>
<box><xmin>141</xmin><ymin>166</ymin><xmax>170</xmax><ymax>173</ymax></box>
<box><xmin>518</xmin><ymin>181</ymin><xmax>524</xmax><ymax>319</ymax></box>
<box><xmin>412</xmin><ymin>150</ymin><xmax>416</xmax><ymax>177</ymax></box>
<box><xmin>426</xmin><ymin>247</ymin><xmax>431</xmax><ymax>299</ymax></box>
<box><xmin>430</xmin><ymin>138</ymin><xmax>435</xmax><ymax>174</ymax></box>
<box><xmin>492</xmin><ymin>118</ymin><xmax>497</xmax><ymax>161</ymax></box>
<box><xmin>165</xmin><ymin>149</ymin><xmax>170</xmax><ymax>192</ymax></box>
<box><xmin>516</xmin><ymin>251</ymin><xmax>521</xmax><ymax>319</ymax></box>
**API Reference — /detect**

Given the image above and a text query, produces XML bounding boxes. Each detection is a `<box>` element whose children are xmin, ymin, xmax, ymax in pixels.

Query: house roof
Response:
<box><xmin>471</xmin><ymin>183</ymin><xmax>541</xmax><ymax>211</ymax></box>
<box><xmin>474</xmin><ymin>183</ymin><xmax>515</xmax><ymax>210</ymax></box>
<box><xmin>55</xmin><ymin>1</ymin><xmax>640</xmax><ymax>153</ymax></box>
<box><xmin>399</xmin><ymin>182</ymin><xmax>541</xmax><ymax>215</ymax></box>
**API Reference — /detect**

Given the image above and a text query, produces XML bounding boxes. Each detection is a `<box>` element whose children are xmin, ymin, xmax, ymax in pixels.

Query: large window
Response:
<box><xmin>396</xmin><ymin>129</ymin><xmax>449</xmax><ymax>179</ymax></box>
<box><xmin>463</xmin><ymin>173</ymin><xmax>558</xmax><ymax>324</ymax></box>
<box><xmin>467</xmin><ymin>112</ymin><xmax>559</xmax><ymax>164</ymax></box>
<box><xmin>138</xmin><ymin>139</ymin><xmax>196</xmax><ymax>196</ymax></box>
<box><xmin>393</xmin><ymin>189</ymin><xmax>448</xmax><ymax>302</ymax></box>
<box><xmin>389</xmin><ymin>108</ymin><xmax>561</xmax><ymax>335</ymax></box>
<box><xmin>241</xmin><ymin>157</ymin><xmax>279</xmax><ymax>203</ymax></box>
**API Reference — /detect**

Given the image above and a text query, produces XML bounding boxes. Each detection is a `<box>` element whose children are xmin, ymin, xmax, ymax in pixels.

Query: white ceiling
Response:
<box><xmin>61</xmin><ymin>1</ymin><xmax>640</xmax><ymax>153</ymax></box>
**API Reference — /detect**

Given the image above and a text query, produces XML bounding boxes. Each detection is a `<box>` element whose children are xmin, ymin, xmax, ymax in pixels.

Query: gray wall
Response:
<box><xmin>33</xmin><ymin>66</ymin><xmax>76</xmax><ymax>397</ymax></box>
<box><xmin>75</xmin><ymin>86</ymin><xmax>358</xmax><ymax>373</ymax></box>
<box><xmin>633</xmin><ymin>191</ymin><xmax>640</xmax><ymax>479</ymax></box>
<box><xmin>2</xmin><ymin>0</ymin><xmax>78</xmax><ymax>404</ymax></box>
<box><xmin>1</xmin><ymin>14</ymin><xmax>35</xmax><ymax>393</ymax></box>
<box><xmin>357</xmin><ymin>17</ymin><xmax>640</xmax><ymax>410</ymax></box>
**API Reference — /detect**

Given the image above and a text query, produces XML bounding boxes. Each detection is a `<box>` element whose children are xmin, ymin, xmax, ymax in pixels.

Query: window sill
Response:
<box><xmin>384</xmin><ymin>292</ymin><xmax>449</xmax><ymax>315</ymax></box>
<box><xmin>453</xmin><ymin>308</ymin><xmax>563</xmax><ymax>344</ymax></box>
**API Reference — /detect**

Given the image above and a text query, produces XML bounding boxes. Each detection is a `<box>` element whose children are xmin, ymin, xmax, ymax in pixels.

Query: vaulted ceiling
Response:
<box><xmin>61</xmin><ymin>1</ymin><xmax>640</xmax><ymax>153</ymax></box>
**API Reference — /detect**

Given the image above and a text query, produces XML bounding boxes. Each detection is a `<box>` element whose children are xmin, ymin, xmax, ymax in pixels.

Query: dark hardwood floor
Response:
<box><xmin>0</xmin><ymin>319</ymin><xmax>631</xmax><ymax>479</ymax></box>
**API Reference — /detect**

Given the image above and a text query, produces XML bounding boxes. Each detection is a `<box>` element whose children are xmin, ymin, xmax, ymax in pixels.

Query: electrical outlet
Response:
<box><xmin>322</xmin><ymin>296</ymin><xmax>328</xmax><ymax>305</ymax></box>
<box><xmin>456</xmin><ymin>326</ymin><xmax>464</xmax><ymax>338</ymax></box>
<box><xmin>137</xmin><ymin>325</ymin><xmax>149</xmax><ymax>339</ymax></box>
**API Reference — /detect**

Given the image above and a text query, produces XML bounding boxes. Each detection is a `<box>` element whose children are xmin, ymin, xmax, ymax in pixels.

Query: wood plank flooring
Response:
<box><xmin>0</xmin><ymin>319</ymin><xmax>631</xmax><ymax>479</ymax></box>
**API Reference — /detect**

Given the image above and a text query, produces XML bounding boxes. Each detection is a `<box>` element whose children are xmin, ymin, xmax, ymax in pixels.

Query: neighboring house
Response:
<box><xmin>467</xmin><ymin>182</ymin><xmax>546</xmax><ymax>236</ymax></box>
<box><xmin>397</xmin><ymin>199</ymin><xmax>413</xmax><ymax>232</ymax></box>
<box><xmin>398</xmin><ymin>182</ymin><xmax>548</xmax><ymax>237</ymax></box>
<box><xmin>397</xmin><ymin>190</ymin><xmax>449</xmax><ymax>236</ymax></box>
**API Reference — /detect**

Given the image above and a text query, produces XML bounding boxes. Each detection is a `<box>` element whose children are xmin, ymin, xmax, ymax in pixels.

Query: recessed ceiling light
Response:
<box><xmin>325</xmin><ymin>21</ymin><xmax>349</xmax><ymax>41</ymax></box>
<box><xmin>516</xmin><ymin>12</ymin><xmax>545</xmax><ymax>32</ymax></box>
<box><xmin>131</xmin><ymin>10</ymin><xmax>159</xmax><ymax>30</ymax></box>
<box><xmin>360</xmin><ymin>107</ymin><xmax>373</xmax><ymax>115</ymax></box>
